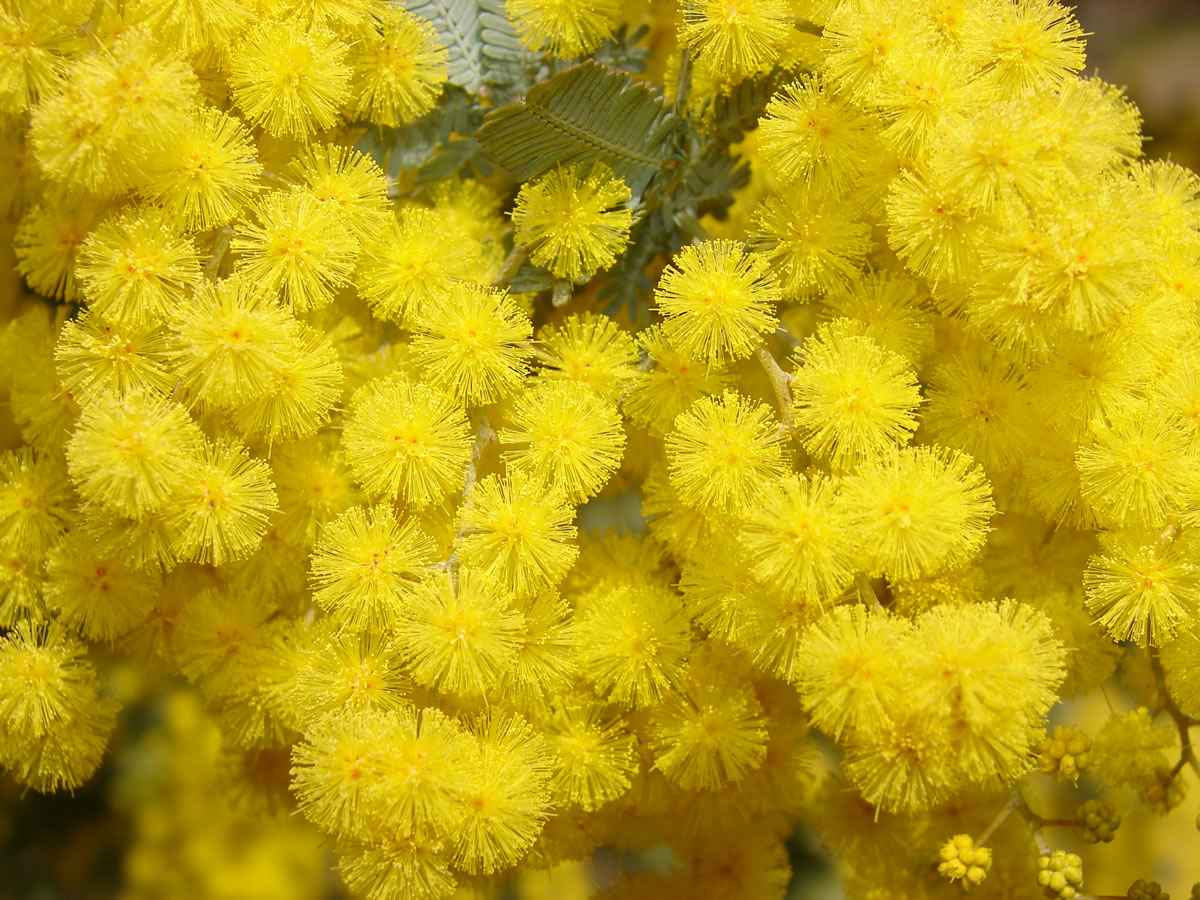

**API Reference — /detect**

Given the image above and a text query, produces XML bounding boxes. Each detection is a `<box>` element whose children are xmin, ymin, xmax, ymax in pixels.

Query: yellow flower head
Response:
<box><xmin>30</xmin><ymin>27</ymin><xmax>199</xmax><ymax>194</ymax></box>
<box><xmin>795</xmin><ymin>605</ymin><xmax>912</xmax><ymax>740</ymax></box>
<box><xmin>968</xmin><ymin>0</ymin><xmax>1086</xmax><ymax>97</ymax></box>
<box><xmin>455</xmin><ymin>713</ymin><xmax>552</xmax><ymax>875</ymax></box>
<box><xmin>511</xmin><ymin>163</ymin><xmax>632</xmax><ymax>282</ymax></box>
<box><xmin>738</xmin><ymin>471</ymin><xmax>856</xmax><ymax>601</ymax></box>
<box><xmin>309</xmin><ymin>504</ymin><xmax>436</xmax><ymax>632</ymax></box>
<box><xmin>1084</xmin><ymin>529</ymin><xmax>1200</xmax><ymax>648</ymax></box>
<box><xmin>411</xmin><ymin>283</ymin><xmax>534</xmax><ymax>406</ymax></box>
<box><xmin>499</xmin><ymin>381</ymin><xmax>626</xmax><ymax>502</ymax></box>
<box><xmin>287</xmin><ymin>143</ymin><xmax>391</xmax><ymax>244</ymax></box>
<box><xmin>55</xmin><ymin>312</ymin><xmax>173</xmax><ymax>404</ymax></box>
<box><xmin>169</xmin><ymin>274</ymin><xmax>301</xmax><ymax>410</ymax></box>
<box><xmin>534</xmin><ymin>313</ymin><xmax>640</xmax><ymax>400</ymax></box>
<box><xmin>654</xmin><ymin>240</ymin><xmax>781</xmax><ymax>363</ymax></box>
<box><xmin>679</xmin><ymin>0</ymin><xmax>792</xmax><ymax>82</ymax></box>
<box><xmin>455</xmin><ymin>469</ymin><xmax>579</xmax><ymax>598</ymax></box>
<box><xmin>0</xmin><ymin>6</ymin><xmax>66</xmax><ymax>113</ymax></box>
<box><xmin>665</xmin><ymin>390</ymin><xmax>787</xmax><ymax>514</ymax></box>
<box><xmin>536</xmin><ymin>696</ymin><xmax>633</xmax><ymax>814</ymax></box>
<box><xmin>842</xmin><ymin>445</ymin><xmax>995</xmax><ymax>581</ymax></box>
<box><xmin>44</xmin><ymin>531</ymin><xmax>158</xmax><ymax>642</ymax></box>
<box><xmin>624</xmin><ymin>324</ymin><xmax>734</xmax><ymax>436</ymax></box>
<box><xmin>758</xmin><ymin>73</ymin><xmax>874</xmax><ymax>194</ymax></box>
<box><xmin>348</xmin><ymin>5</ymin><xmax>448</xmax><ymax>126</ymax></box>
<box><xmin>506</xmin><ymin>0</ymin><xmax>622</xmax><ymax>58</ymax></box>
<box><xmin>76</xmin><ymin>205</ymin><xmax>203</xmax><ymax>329</ymax></box>
<box><xmin>576</xmin><ymin>580</ymin><xmax>692</xmax><ymax>708</ymax></box>
<box><xmin>752</xmin><ymin>192</ymin><xmax>871</xmax><ymax>298</ymax></box>
<box><xmin>141</xmin><ymin>107</ymin><xmax>263</xmax><ymax>232</ymax></box>
<box><xmin>395</xmin><ymin>569</ymin><xmax>526</xmax><ymax>697</ymax></box>
<box><xmin>343</xmin><ymin>374</ymin><xmax>472</xmax><ymax>509</ymax></box>
<box><xmin>356</xmin><ymin>206</ymin><xmax>487</xmax><ymax>325</ymax></box>
<box><xmin>14</xmin><ymin>197</ymin><xmax>106</xmax><ymax>302</ymax></box>
<box><xmin>791</xmin><ymin>321</ymin><xmax>922</xmax><ymax>470</ymax></box>
<box><xmin>232</xmin><ymin>189</ymin><xmax>359</xmax><ymax>313</ymax></box>
<box><xmin>66</xmin><ymin>391</ymin><xmax>204</xmax><ymax>518</ymax></box>
<box><xmin>228</xmin><ymin>21</ymin><xmax>351</xmax><ymax>138</ymax></box>
<box><xmin>167</xmin><ymin>439</ymin><xmax>279</xmax><ymax>566</ymax></box>
<box><xmin>230</xmin><ymin>323</ymin><xmax>343</xmax><ymax>445</ymax></box>
<box><xmin>649</xmin><ymin>675</ymin><xmax>768</xmax><ymax>791</ymax></box>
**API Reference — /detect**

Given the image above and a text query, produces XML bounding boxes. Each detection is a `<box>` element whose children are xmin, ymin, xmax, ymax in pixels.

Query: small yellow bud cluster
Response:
<box><xmin>1038</xmin><ymin>725</ymin><xmax>1092</xmax><ymax>783</ymax></box>
<box><xmin>1076</xmin><ymin>798</ymin><xmax>1121</xmax><ymax>844</ymax></box>
<box><xmin>1127</xmin><ymin>879</ymin><xmax>1168</xmax><ymax>900</ymax></box>
<box><xmin>1038</xmin><ymin>850</ymin><xmax>1084</xmax><ymax>900</ymax></box>
<box><xmin>937</xmin><ymin>834</ymin><xmax>992</xmax><ymax>889</ymax></box>
<box><xmin>1138</xmin><ymin>766</ymin><xmax>1188</xmax><ymax>814</ymax></box>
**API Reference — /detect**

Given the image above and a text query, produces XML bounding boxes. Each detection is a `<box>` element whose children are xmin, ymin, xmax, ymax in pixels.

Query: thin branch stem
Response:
<box><xmin>1012</xmin><ymin>789</ymin><xmax>1052</xmax><ymax>856</ymax></box>
<box><xmin>1150</xmin><ymin>649</ymin><xmax>1200</xmax><ymax>779</ymax></box>
<box><xmin>673</xmin><ymin>49</ymin><xmax>693</xmax><ymax>118</ymax></box>
<box><xmin>974</xmin><ymin>794</ymin><xmax>1016</xmax><ymax>847</ymax></box>
<box><xmin>441</xmin><ymin>411</ymin><xmax>496</xmax><ymax>580</ymax></box>
<box><xmin>204</xmin><ymin>226</ymin><xmax>234</xmax><ymax>279</ymax></box>
<box><xmin>755</xmin><ymin>346</ymin><xmax>794</xmax><ymax>436</ymax></box>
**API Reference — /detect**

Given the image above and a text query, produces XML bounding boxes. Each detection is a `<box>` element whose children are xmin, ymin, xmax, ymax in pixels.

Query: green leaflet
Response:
<box><xmin>403</xmin><ymin>0</ymin><xmax>538</xmax><ymax>97</ymax></box>
<box><xmin>475</xmin><ymin>61</ymin><xmax>680</xmax><ymax>197</ymax></box>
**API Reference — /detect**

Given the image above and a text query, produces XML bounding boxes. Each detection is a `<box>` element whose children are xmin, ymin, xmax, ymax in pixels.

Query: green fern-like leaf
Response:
<box><xmin>476</xmin><ymin>61</ymin><xmax>679</xmax><ymax>196</ymax></box>
<box><xmin>478</xmin><ymin>0</ymin><xmax>540</xmax><ymax>101</ymax></box>
<box><xmin>404</xmin><ymin>0</ymin><xmax>538</xmax><ymax>98</ymax></box>
<box><xmin>405</xmin><ymin>0</ymin><xmax>484</xmax><ymax>93</ymax></box>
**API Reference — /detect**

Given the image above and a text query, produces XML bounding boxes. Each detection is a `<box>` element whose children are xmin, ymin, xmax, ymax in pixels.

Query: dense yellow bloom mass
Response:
<box><xmin>2</xmin><ymin>1</ymin><xmax>1200</xmax><ymax>898</ymax></box>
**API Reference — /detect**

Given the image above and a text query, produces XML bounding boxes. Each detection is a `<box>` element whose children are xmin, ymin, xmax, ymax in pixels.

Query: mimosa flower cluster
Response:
<box><xmin>0</xmin><ymin>0</ymin><xmax>1198</xmax><ymax>897</ymax></box>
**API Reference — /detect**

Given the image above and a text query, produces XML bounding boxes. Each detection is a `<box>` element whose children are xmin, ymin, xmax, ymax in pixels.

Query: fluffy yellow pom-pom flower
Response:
<box><xmin>395</xmin><ymin>569</ymin><xmax>526</xmax><ymax>697</ymax></box>
<box><xmin>791</xmin><ymin>322</ymin><xmax>922</xmax><ymax>470</ymax></box>
<box><xmin>623</xmin><ymin>324</ymin><xmax>734</xmax><ymax>436</ymax></box>
<box><xmin>232</xmin><ymin>190</ymin><xmax>359</xmax><ymax>313</ymax></box>
<box><xmin>511</xmin><ymin>163</ymin><xmax>632</xmax><ymax>282</ymax></box>
<box><xmin>541</xmin><ymin>695</ymin><xmax>636</xmax><ymax>810</ymax></box>
<box><xmin>169</xmin><ymin>274</ymin><xmax>302</xmax><ymax>410</ymax></box>
<box><xmin>506</xmin><ymin>0</ymin><xmax>622</xmax><ymax>58</ymax></box>
<box><xmin>679</xmin><ymin>0</ymin><xmax>792</xmax><ymax>82</ymax></box>
<box><xmin>737</xmin><ymin>471</ymin><xmax>857</xmax><ymax>601</ymax></box>
<box><xmin>1083</xmin><ymin>529</ymin><xmax>1200</xmax><ymax>647</ymax></box>
<box><xmin>66</xmin><ymin>392</ymin><xmax>203</xmax><ymax>518</ymax></box>
<box><xmin>499</xmin><ymin>381</ymin><xmax>625</xmax><ymax>501</ymax></box>
<box><xmin>348</xmin><ymin>5</ymin><xmax>448</xmax><ymax>126</ymax></box>
<box><xmin>666</xmin><ymin>390</ymin><xmax>787</xmax><ymax>514</ymax></box>
<box><xmin>343</xmin><ymin>375</ymin><xmax>472</xmax><ymax>509</ymax></box>
<box><xmin>411</xmin><ymin>284</ymin><xmax>533</xmax><ymax>406</ymax></box>
<box><xmin>653</xmin><ymin>240</ymin><xmax>781</xmax><ymax>363</ymax></box>
<box><xmin>228</xmin><ymin>21</ymin><xmax>351</xmax><ymax>138</ymax></box>
<box><xmin>758</xmin><ymin>73</ymin><xmax>874</xmax><ymax>194</ymax></box>
<box><xmin>842</xmin><ymin>445</ymin><xmax>995</xmax><ymax>580</ymax></box>
<box><xmin>751</xmin><ymin>192</ymin><xmax>872</xmax><ymax>297</ymax></box>
<box><xmin>795</xmin><ymin>605</ymin><xmax>911</xmax><ymax>740</ymax></box>
<box><xmin>357</xmin><ymin>207</ymin><xmax>488</xmax><ymax>325</ymax></box>
<box><xmin>309</xmin><ymin>504</ymin><xmax>437</xmax><ymax>632</ymax></box>
<box><xmin>534</xmin><ymin>312</ymin><xmax>641</xmax><ymax>400</ymax></box>
<box><xmin>167</xmin><ymin>440</ymin><xmax>279</xmax><ymax>566</ymax></box>
<box><xmin>576</xmin><ymin>581</ymin><xmax>692</xmax><ymax>709</ymax></box>
<box><xmin>141</xmin><ymin>106</ymin><xmax>263</xmax><ymax>231</ymax></box>
<box><xmin>455</xmin><ymin>469</ymin><xmax>578</xmax><ymax>598</ymax></box>
<box><xmin>76</xmin><ymin>205</ymin><xmax>202</xmax><ymax>329</ymax></box>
